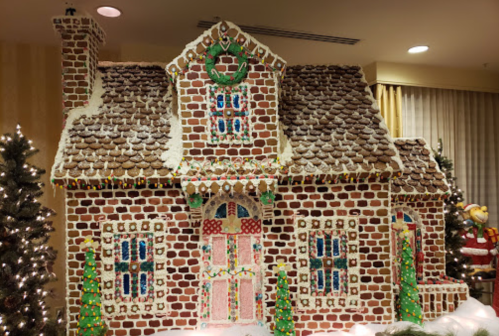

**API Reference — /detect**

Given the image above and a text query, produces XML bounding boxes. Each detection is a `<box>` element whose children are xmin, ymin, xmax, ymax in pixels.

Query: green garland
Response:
<box><xmin>260</xmin><ymin>190</ymin><xmax>275</xmax><ymax>205</ymax></box>
<box><xmin>187</xmin><ymin>193</ymin><xmax>203</xmax><ymax>208</ymax></box>
<box><xmin>205</xmin><ymin>40</ymin><xmax>248</xmax><ymax>85</ymax></box>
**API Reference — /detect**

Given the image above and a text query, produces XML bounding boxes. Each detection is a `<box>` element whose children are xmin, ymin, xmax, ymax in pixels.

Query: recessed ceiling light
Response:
<box><xmin>97</xmin><ymin>6</ymin><xmax>121</xmax><ymax>18</ymax></box>
<box><xmin>408</xmin><ymin>45</ymin><xmax>429</xmax><ymax>54</ymax></box>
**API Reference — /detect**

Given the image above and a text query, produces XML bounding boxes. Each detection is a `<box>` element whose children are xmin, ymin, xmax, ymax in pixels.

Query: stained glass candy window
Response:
<box><xmin>237</xmin><ymin>204</ymin><xmax>249</xmax><ymax>218</ymax></box>
<box><xmin>215</xmin><ymin>203</ymin><xmax>227</xmax><ymax>219</ymax></box>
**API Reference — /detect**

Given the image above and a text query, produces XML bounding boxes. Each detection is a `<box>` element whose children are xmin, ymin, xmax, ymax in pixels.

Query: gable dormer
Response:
<box><xmin>166</xmin><ymin>21</ymin><xmax>286</xmax><ymax>162</ymax></box>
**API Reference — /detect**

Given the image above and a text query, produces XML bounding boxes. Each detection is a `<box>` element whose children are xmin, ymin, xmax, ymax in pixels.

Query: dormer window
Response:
<box><xmin>209</xmin><ymin>85</ymin><xmax>251</xmax><ymax>144</ymax></box>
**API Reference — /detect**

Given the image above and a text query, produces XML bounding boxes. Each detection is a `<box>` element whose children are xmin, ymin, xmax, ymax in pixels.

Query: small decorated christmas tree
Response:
<box><xmin>397</xmin><ymin>230</ymin><xmax>423</xmax><ymax>325</ymax></box>
<box><xmin>77</xmin><ymin>236</ymin><xmax>106</xmax><ymax>336</ymax></box>
<box><xmin>273</xmin><ymin>259</ymin><xmax>295</xmax><ymax>336</ymax></box>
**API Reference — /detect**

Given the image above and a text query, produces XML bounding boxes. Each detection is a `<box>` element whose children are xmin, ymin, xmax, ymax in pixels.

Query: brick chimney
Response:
<box><xmin>52</xmin><ymin>15</ymin><xmax>106</xmax><ymax>117</ymax></box>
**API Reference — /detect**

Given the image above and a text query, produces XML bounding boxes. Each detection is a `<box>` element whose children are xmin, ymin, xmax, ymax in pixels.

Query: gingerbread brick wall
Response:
<box><xmin>65</xmin><ymin>187</ymin><xmax>200</xmax><ymax>336</ymax></box>
<box><xmin>391</xmin><ymin>200</ymin><xmax>446</xmax><ymax>278</ymax></box>
<box><xmin>52</xmin><ymin>16</ymin><xmax>105</xmax><ymax>116</ymax></box>
<box><xmin>64</xmin><ymin>179</ymin><xmax>396</xmax><ymax>335</ymax></box>
<box><xmin>266</xmin><ymin>180</ymin><xmax>394</xmax><ymax>335</ymax></box>
<box><xmin>177</xmin><ymin>55</ymin><xmax>279</xmax><ymax>161</ymax></box>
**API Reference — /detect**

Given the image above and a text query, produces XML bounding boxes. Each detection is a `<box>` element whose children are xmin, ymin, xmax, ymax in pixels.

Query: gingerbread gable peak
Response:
<box><xmin>165</xmin><ymin>21</ymin><xmax>287</xmax><ymax>82</ymax></box>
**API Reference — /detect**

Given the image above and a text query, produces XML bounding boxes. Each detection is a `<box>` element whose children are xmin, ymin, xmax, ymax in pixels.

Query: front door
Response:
<box><xmin>199</xmin><ymin>194</ymin><xmax>264</xmax><ymax>328</ymax></box>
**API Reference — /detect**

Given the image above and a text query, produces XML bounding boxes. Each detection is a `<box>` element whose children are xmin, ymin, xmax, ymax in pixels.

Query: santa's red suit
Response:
<box><xmin>461</xmin><ymin>227</ymin><xmax>497</xmax><ymax>270</ymax></box>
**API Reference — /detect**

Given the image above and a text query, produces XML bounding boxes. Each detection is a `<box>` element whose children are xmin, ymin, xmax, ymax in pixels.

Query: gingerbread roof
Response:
<box><xmin>279</xmin><ymin>65</ymin><xmax>403</xmax><ymax>175</ymax></box>
<box><xmin>391</xmin><ymin>138</ymin><xmax>449</xmax><ymax>195</ymax></box>
<box><xmin>51</xmin><ymin>64</ymin><xmax>175</xmax><ymax>182</ymax></box>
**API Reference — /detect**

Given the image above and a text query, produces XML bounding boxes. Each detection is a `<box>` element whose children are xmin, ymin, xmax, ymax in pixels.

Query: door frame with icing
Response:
<box><xmin>198</xmin><ymin>193</ymin><xmax>264</xmax><ymax>328</ymax></box>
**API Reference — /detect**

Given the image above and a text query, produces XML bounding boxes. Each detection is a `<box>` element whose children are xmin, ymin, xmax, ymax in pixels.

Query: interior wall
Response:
<box><xmin>0</xmin><ymin>41</ymin><xmax>65</xmax><ymax>312</ymax></box>
<box><xmin>0</xmin><ymin>41</ymin><xmax>120</xmax><ymax>315</ymax></box>
<box><xmin>364</xmin><ymin>61</ymin><xmax>499</xmax><ymax>93</ymax></box>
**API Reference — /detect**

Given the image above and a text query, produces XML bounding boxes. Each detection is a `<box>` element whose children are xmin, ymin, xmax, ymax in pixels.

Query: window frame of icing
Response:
<box><xmin>390</xmin><ymin>206</ymin><xmax>425</xmax><ymax>282</ymax></box>
<box><xmin>296</xmin><ymin>216</ymin><xmax>360</xmax><ymax>310</ymax></box>
<box><xmin>101</xmin><ymin>221</ymin><xmax>167</xmax><ymax>316</ymax></box>
<box><xmin>208</xmin><ymin>85</ymin><xmax>251</xmax><ymax>144</ymax></box>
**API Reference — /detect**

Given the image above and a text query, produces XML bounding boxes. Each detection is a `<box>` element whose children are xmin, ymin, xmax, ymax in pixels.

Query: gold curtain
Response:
<box><xmin>375</xmin><ymin>84</ymin><xmax>403</xmax><ymax>138</ymax></box>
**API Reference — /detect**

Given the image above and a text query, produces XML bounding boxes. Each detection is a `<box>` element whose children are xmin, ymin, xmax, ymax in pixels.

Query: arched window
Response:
<box><xmin>391</xmin><ymin>208</ymin><xmax>424</xmax><ymax>283</ymax></box>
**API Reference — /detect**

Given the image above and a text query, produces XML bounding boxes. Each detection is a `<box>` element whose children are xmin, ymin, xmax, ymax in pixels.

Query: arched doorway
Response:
<box><xmin>198</xmin><ymin>193</ymin><xmax>264</xmax><ymax>328</ymax></box>
<box><xmin>391</xmin><ymin>207</ymin><xmax>424</xmax><ymax>284</ymax></box>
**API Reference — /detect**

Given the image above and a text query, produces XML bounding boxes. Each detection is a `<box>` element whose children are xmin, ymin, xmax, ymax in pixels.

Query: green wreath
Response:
<box><xmin>205</xmin><ymin>40</ymin><xmax>248</xmax><ymax>86</ymax></box>
<box><xmin>260</xmin><ymin>190</ymin><xmax>275</xmax><ymax>205</ymax></box>
<box><xmin>187</xmin><ymin>193</ymin><xmax>203</xmax><ymax>209</ymax></box>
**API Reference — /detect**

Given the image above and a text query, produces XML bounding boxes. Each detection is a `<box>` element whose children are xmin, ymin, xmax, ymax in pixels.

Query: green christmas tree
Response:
<box><xmin>77</xmin><ymin>236</ymin><xmax>106</xmax><ymax>336</ymax></box>
<box><xmin>397</xmin><ymin>231</ymin><xmax>423</xmax><ymax>325</ymax></box>
<box><xmin>0</xmin><ymin>126</ymin><xmax>62</xmax><ymax>336</ymax></box>
<box><xmin>433</xmin><ymin>139</ymin><xmax>481</xmax><ymax>298</ymax></box>
<box><xmin>273</xmin><ymin>260</ymin><xmax>295</xmax><ymax>336</ymax></box>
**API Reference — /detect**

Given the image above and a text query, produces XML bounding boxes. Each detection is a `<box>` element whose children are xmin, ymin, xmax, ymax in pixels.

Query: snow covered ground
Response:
<box><xmin>153</xmin><ymin>298</ymin><xmax>499</xmax><ymax>336</ymax></box>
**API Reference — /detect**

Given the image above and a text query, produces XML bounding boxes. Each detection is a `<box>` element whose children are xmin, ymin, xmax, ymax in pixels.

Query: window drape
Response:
<box><xmin>401</xmin><ymin>86</ymin><xmax>499</xmax><ymax>227</ymax></box>
<box><xmin>374</xmin><ymin>84</ymin><xmax>403</xmax><ymax>138</ymax></box>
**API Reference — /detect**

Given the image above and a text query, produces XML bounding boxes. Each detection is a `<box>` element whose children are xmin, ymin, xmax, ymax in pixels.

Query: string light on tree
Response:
<box><xmin>0</xmin><ymin>125</ymin><xmax>63</xmax><ymax>336</ymax></box>
<box><xmin>432</xmin><ymin>139</ymin><xmax>480</xmax><ymax>298</ymax></box>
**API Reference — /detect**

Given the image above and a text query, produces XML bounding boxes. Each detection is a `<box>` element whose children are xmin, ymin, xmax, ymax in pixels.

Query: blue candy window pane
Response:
<box><xmin>404</xmin><ymin>214</ymin><xmax>412</xmax><ymax>222</ymax></box>
<box><xmin>317</xmin><ymin>270</ymin><xmax>324</xmax><ymax>290</ymax></box>
<box><xmin>391</xmin><ymin>215</ymin><xmax>396</xmax><ymax>223</ymax></box>
<box><xmin>317</xmin><ymin>238</ymin><xmax>324</xmax><ymax>257</ymax></box>
<box><xmin>233</xmin><ymin>95</ymin><xmax>240</xmax><ymax>109</ymax></box>
<box><xmin>139</xmin><ymin>241</ymin><xmax>146</xmax><ymax>260</ymax></box>
<box><xmin>332</xmin><ymin>239</ymin><xmax>339</xmax><ymax>257</ymax></box>
<box><xmin>123</xmin><ymin>274</ymin><xmax>130</xmax><ymax>295</ymax></box>
<box><xmin>237</xmin><ymin>204</ymin><xmax>249</xmax><ymax>218</ymax></box>
<box><xmin>234</xmin><ymin>119</ymin><xmax>241</xmax><ymax>133</ymax></box>
<box><xmin>215</xmin><ymin>203</ymin><xmax>227</xmax><ymax>219</ymax></box>
<box><xmin>122</xmin><ymin>241</ymin><xmax>129</xmax><ymax>261</ymax></box>
<box><xmin>217</xmin><ymin>94</ymin><xmax>224</xmax><ymax>109</ymax></box>
<box><xmin>140</xmin><ymin>273</ymin><xmax>147</xmax><ymax>295</ymax></box>
<box><xmin>333</xmin><ymin>271</ymin><xmax>339</xmax><ymax>291</ymax></box>
<box><xmin>218</xmin><ymin>119</ymin><xmax>225</xmax><ymax>133</ymax></box>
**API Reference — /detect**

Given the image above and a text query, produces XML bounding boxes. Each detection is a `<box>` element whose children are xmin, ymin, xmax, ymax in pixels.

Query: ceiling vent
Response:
<box><xmin>197</xmin><ymin>20</ymin><xmax>360</xmax><ymax>45</ymax></box>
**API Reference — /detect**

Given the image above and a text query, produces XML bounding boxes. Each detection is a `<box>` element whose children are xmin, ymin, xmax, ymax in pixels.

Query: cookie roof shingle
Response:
<box><xmin>279</xmin><ymin>65</ymin><xmax>403</xmax><ymax>175</ymax></box>
<box><xmin>51</xmin><ymin>64</ymin><xmax>173</xmax><ymax>181</ymax></box>
<box><xmin>392</xmin><ymin>138</ymin><xmax>449</xmax><ymax>195</ymax></box>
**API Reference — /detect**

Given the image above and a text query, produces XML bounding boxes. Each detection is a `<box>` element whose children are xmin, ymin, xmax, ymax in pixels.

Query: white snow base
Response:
<box><xmin>153</xmin><ymin>298</ymin><xmax>499</xmax><ymax>336</ymax></box>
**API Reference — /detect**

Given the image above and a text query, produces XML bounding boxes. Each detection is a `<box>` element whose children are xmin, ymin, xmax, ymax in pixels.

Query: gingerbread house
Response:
<box><xmin>50</xmin><ymin>15</ymin><xmax>468</xmax><ymax>336</ymax></box>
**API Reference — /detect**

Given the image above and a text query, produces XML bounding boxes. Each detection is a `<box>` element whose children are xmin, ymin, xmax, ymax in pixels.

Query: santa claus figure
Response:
<box><xmin>459</xmin><ymin>203</ymin><xmax>498</xmax><ymax>278</ymax></box>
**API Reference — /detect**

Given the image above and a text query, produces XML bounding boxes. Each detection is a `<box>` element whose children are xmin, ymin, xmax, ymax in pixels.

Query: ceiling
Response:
<box><xmin>1</xmin><ymin>0</ymin><xmax>499</xmax><ymax>71</ymax></box>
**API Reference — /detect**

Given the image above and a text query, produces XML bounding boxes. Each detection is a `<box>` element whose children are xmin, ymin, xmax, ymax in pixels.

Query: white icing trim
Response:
<box><xmin>295</xmin><ymin>216</ymin><xmax>360</xmax><ymax>310</ymax></box>
<box><xmin>100</xmin><ymin>221</ymin><xmax>168</xmax><ymax>317</ymax></box>
<box><xmin>162</xmin><ymin>106</ymin><xmax>182</xmax><ymax>169</ymax></box>
<box><xmin>166</xmin><ymin>21</ymin><xmax>286</xmax><ymax>77</ymax></box>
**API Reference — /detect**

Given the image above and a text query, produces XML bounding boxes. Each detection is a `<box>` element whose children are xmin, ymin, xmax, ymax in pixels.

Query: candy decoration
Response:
<box><xmin>205</xmin><ymin>40</ymin><xmax>248</xmax><ymax>86</ymax></box>
<box><xmin>187</xmin><ymin>193</ymin><xmax>203</xmax><ymax>209</ymax></box>
<box><xmin>260</xmin><ymin>190</ymin><xmax>275</xmax><ymax>205</ymax></box>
